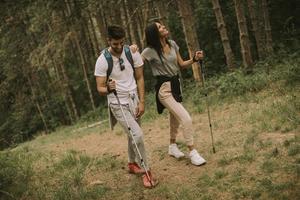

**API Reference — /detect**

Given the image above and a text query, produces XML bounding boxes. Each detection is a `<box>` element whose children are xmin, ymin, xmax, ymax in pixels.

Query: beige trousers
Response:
<box><xmin>158</xmin><ymin>82</ymin><xmax>194</xmax><ymax>146</ymax></box>
<box><xmin>109</xmin><ymin>93</ymin><xmax>149</xmax><ymax>170</ymax></box>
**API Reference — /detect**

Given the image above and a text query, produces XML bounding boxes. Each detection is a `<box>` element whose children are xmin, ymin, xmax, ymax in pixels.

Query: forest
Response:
<box><xmin>0</xmin><ymin>0</ymin><xmax>299</xmax><ymax>148</ymax></box>
<box><xmin>1</xmin><ymin>0</ymin><xmax>300</xmax><ymax>199</ymax></box>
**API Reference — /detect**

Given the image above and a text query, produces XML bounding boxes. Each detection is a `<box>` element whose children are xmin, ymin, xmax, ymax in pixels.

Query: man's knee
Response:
<box><xmin>127</xmin><ymin>121</ymin><xmax>144</xmax><ymax>144</ymax></box>
<box><xmin>131</xmin><ymin>131</ymin><xmax>144</xmax><ymax>144</ymax></box>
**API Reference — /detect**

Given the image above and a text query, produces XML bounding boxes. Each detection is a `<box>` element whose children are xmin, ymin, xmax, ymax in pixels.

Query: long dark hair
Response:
<box><xmin>145</xmin><ymin>22</ymin><xmax>170</xmax><ymax>60</ymax></box>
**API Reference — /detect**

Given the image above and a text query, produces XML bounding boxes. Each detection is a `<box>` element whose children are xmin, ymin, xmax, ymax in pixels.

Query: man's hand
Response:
<box><xmin>107</xmin><ymin>79</ymin><xmax>116</xmax><ymax>93</ymax></box>
<box><xmin>130</xmin><ymin>44</ymin><xmax>139</xmax><ymax>53</ymax></box>
<box><xmin>135</xmin><ymin>101</ymin><xmax>145</xmax><ymax>118</ymax></box>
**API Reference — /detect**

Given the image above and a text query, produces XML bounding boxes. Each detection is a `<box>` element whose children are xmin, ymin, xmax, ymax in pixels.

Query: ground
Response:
<box><xmin>24</xmin><ymin>97</ymin><xmax>297</xmax><ymax>200</ymax></box>
<box><xmin>11</xmin><ymin>89</ymin><xmax>299</xmax><ymax>200</ymax></box>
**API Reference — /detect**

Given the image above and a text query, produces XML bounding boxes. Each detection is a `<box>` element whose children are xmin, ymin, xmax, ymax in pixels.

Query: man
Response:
<box><xmin>94</xmin><ymin>25</ymin><xmax>157</xmax><ymax>188</ymax></box>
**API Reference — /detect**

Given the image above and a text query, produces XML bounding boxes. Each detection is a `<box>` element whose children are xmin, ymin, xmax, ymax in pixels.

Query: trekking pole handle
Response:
<box><xmin>198</xmin><ymin>60</ymin><xmax>203</xmax><ymax>73</ymax></box>
<box><xmin>198</xmin><ymin>59</ymin><xmax>206</xmax><ymax>85</ymax></box>
<box><xmin>108</xmin><ymin>79</ymin><xmax>117</xmax><ymax>95</ymax></box>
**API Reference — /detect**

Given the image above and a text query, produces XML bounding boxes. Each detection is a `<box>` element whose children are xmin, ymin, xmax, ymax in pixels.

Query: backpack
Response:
<box><xmin>102</xmin><ymin>45</ymin><xmax>134</xmax><ymax>79</ymax></box>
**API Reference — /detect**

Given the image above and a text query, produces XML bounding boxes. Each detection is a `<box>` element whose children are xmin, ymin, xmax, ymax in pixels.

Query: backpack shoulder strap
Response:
<box><xmin>124</xmin><ymin>45</ymin><xmax>134</xmax><ymax>71</ymax></box>
<box><xmin>103</xmin><ymin>46</ymin><xmax>135</xmax><ymax>79</ymax></box>
<box><xmin>102</xmin><ymin>48</ymin><xmax>113</xmax><ymax>79</ymax></box>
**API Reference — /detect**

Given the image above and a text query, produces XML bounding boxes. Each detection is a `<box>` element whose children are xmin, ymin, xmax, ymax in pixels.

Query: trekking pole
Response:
<box><xmin>109</xmin><ymin>80</ymin><xmax>153</xmax><ymax>186</ymax></box>
<box><xmin>198</xmin><ymin>60</ymin><xmax>216</xmax><ymax>153</ymax></box>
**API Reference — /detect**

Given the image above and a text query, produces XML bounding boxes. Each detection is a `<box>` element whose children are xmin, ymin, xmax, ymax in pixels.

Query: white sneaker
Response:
<box><xmin>189</xmin><ymin>149</ymin><xmax>206</xmax><ymax>166</ymax></box>
<box><xmin>168</xmin><ymin>144</ymin><xmax>185</xmax><ymax>159</ymax></box>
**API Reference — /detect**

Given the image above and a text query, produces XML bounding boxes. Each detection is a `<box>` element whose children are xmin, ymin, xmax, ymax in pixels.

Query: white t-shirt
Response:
<box><xmin>94</xmin><ymin>48</ymin><xmax>143</xmax><ymax>104</ymax></box>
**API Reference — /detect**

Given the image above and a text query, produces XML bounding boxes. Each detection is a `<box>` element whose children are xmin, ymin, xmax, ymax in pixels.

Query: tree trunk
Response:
<box><xmin>135</xmin><ymin>12</ymin><xmax>143</xmax><ymax>48</ymax></box>
<box><xmin>124</xmin><ymin>0</ymin><xmax>136</xmax><ymax>44</ymax></box>
<box><xmin>64</xmin><ymin>0</ymin><xmax>96</xmax><ymax>111</ymax></box>
<box><xmin>130</xmin><ymin>1</ymin><xmax>143</xmax><ymax>48</ymax></box>
<box><xmin>59</xmin><ymin>62</ymin><xmax>79</xmax><ymax>121</ymax></box>
<box><xmin>83</xmin><ymin>22</ymin><xmax>96</xmax><ymax>67</ymax></box>
<box><xmin>73</xmin><ymin>33</ymin><xmax>96</xmax><ymax>111</ymax></box>
<box><xmin>156</xmin><ymin>0</ymin><xmax>168</xmax><ymax>25</ymax></box>
<box><xmin>51</xmin><ymin>59</ymin><xmax>75</xmax><ymax>124</ymax></box>
<box><xmin>141</xmin><ymin>0</ymin><xmax>150</xmax><ymax>47</ymax></box>
<box><xmin>103</xmin><ymin>1</ymin><xmax>115</xmax><ymax>26</ymax></box>
<box><xmin>246</xmin><ymin>0</ymin><xmax>264</xmax><ymax>60</ymax></box>
<box><xmin>211</xmin><ymin>0</ymin><xmax>236</xmax><ymax>70</ymax></box>
<box><xmin>120</xmin><ymin>0</ymin><xmax>128</xmax><ymax>40</ymax></box>
<box><xmin>233</xmin><ymin>0</ymin><xmax>253</xmax><ymax>70</ymax></box>
<box><xmin>20</xmin><ymin>13</ymin><xmax>49</xmax><ymax>133</ymax></box>
<box><xmin>95</xmin><ymin>4</ymin><xmax>107</xmax><ymax>48</ymax></box>
<box><xmin>261</xmin><ymin>0</ymin><xmax>273</xmax><ymax>55</ymax></box>
<box><xmin>73</xmin><ymin>0</ymin><xmax>95</xmax><ymax>70</ymax></box>
<box><xmin>26</xmin><ymin>72</ymin><xmax>49</xmax><ymax>134</ymax></box>
<box><xmin>177</xmin><ymin>0</ymin><xmax>201</xmax><ymax>81</ymax></box>
<box><xmin>81</xmin><ymin>15</ymin><xmax>98</xmax><ymax>60</ymax></box>
<box><xmin>88</xmin><ymin>12</ymin><xmax>100</xmax><ymax>56</ymax></box>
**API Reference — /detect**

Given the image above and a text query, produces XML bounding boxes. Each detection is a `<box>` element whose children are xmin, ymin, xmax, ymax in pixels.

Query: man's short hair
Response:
<box><xmin>107</xmin><ymin>25</ymin><xmax>125</xmax><ymax>40</ymax></box>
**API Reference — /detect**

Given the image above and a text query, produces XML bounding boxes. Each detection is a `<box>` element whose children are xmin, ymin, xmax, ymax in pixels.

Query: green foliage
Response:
<box><xmin>142</xmin><ymin>91</ymin><xmax>157</xmax><ymax>121</ymax></box>
<box><xmin>269</xmin><ymin>51</ymin><xmax>300</xmax><ymax>86</ymax></box>
<box><xmin>0</xmin><ymin>149</ymin><xmax>114</xmax><ymax>199</ymax></box>
<box><xmin>214</xmin><ymin>170</ymin><xmax>228</xmax><ymax>179</ymax></box>
<box><xmin>270</xmin><ymin>0</ymin><xmax>300</xmax><ymax>51</ymax></box>
<box><xmin>77</xmin><ymin>106</ymin><xmax>108</xmax><ymax>124</ymax></box>
<box><xmin>0</xmin><ymin>149</ymin><xmax>34</xmax><ymax>199</ymax></box>
<box><xmin>215</xmin><ymin>68</ymin><xmax>269</xmax><ymax>98</ymax></box>
<box><xmin>0</xmin><ymin>0</ymin><xmax>104</xmax><ymax>149</ymax></box>
<box><xmin>249</xmin><ymin>94</ymin><xmax>300</xmax><ymax>133</ymax></box>
<box><xmin>288</xmin><ymin>144</ymin><xmax>300</xmax><ymax>156</ymax></box>
<box><xmin>236</xmin><ymin>151</ymin><xmax>255</xmax><ymax>164</ymax></box>
<box><xmin>51</xmin><ymin>152</ymin><xmax>110</xmax><ymax>200</ymax></box>
<box><xmin>256</xmin><ymin>178</ymin><xmax>296</xmax><ymax>200</ymax></box>
<box><xmin>94</xmin><ymin>153</ymin><xmax>124</xmax><ymax>171</ymax></box>
<box><xmin>185</xmin><ymin>54</ymin><xmax>299</xmax><ymax>126</ymax></box>
<box><xmin>261</xmin><ymin>160</ymin><xmax>277</xmax><ymax>173</ymax></box>
<box><xmin>197</xmin><ymin>174</ymin><xmax>216</xmax><ymax>187</ymax></box>
<box><xmin>217</xmin><ymin>155</ymin><xmax>233</xmax><ymax>167</ymax></box>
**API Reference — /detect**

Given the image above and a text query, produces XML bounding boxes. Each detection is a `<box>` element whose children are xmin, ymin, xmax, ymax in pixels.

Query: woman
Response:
<box><xmin>141</xmin><ymin>22</ymin><xmax>206</xmax><ymax>166</ymax></box>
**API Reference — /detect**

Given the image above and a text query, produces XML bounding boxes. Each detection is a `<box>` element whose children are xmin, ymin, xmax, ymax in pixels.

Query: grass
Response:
<box><xmin>1</xmin><ymin>56</ymin><xmax>299</xmax><ymax>199</ymax></box>
<box><xmin>11</xmin><ymin>118</ymin><xmax>109</xmax><ymax>154</ymax></box>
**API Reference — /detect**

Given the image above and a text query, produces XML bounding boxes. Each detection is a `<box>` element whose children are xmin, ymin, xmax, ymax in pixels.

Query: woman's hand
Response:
<box><xmin>130</xmin><ymin>44</ymin><xmax>139</xmax><ymax>53</ymax></box>
<box><xmin>193</xmin><ymin>50</ymin><xmax>204</xmax><ymax>62</ymax></box>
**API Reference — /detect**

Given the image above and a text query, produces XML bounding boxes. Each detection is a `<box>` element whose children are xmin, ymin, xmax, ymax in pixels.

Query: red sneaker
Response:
<box><xmin>128</xmin><ymin>162</ymin><xmax>145</xmax><ymax>174</ymax></box>
<box><xmin>142</xmin><ymin>171</ymin><xmax>158</xmax><ymax>188</ymax></box>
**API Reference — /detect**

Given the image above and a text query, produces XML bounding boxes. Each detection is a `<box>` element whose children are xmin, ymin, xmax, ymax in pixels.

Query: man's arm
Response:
<box><xmin>96</xmin><ymin>76</ymin><xmax>115</xmax><ymax>96</ymax></box>
<box><xmin>134</xmin><ymin>66</ymin><xmax>145</xmax><ymax>117</ymax></box>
